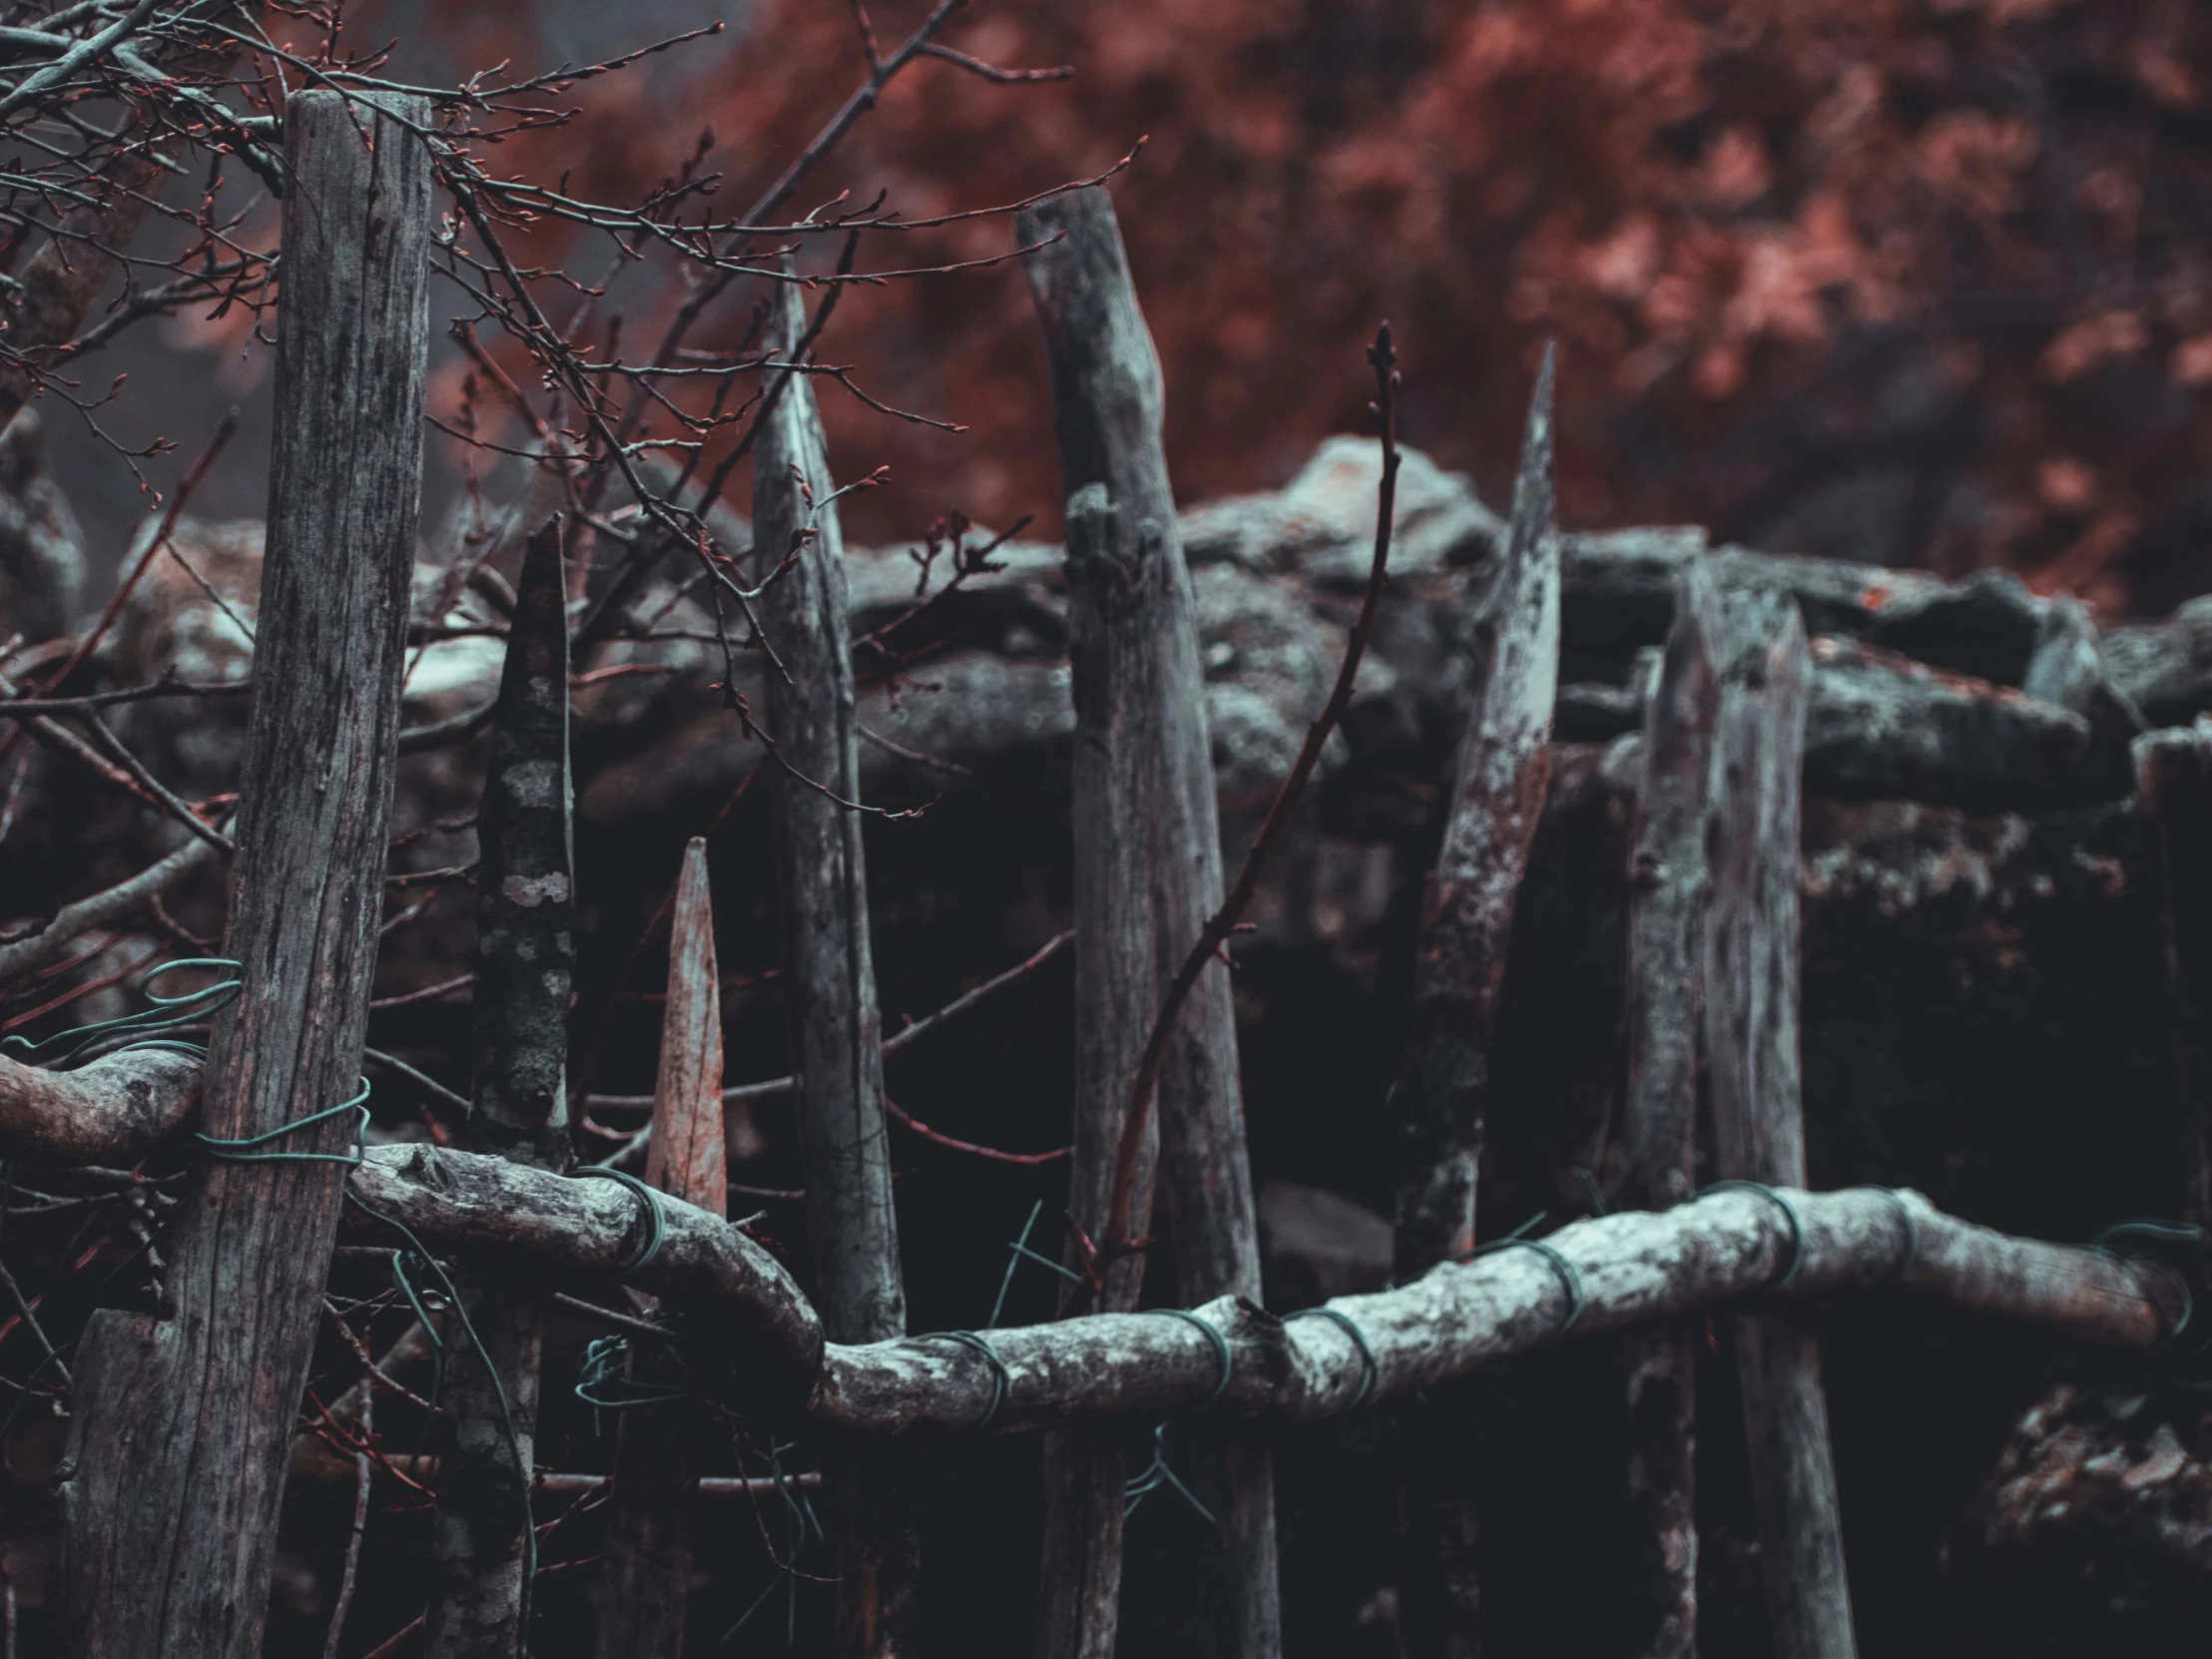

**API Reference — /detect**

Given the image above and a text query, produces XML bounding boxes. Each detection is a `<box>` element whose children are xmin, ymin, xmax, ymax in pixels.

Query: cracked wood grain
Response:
<box><xmin>1391</xmin><ymin>350</ymin><xmax>1558</xmax><ymax>1659</ymax></box>
<box><xmin>57</xmin><ymin>88</ymin><xmax>432</xmax><ymax>1659</ymax></box>
<box><xmin>754</xmin><ymin>267</ymin><xmax>916</xmax><ymax>1659</ymax></box>
<box><xmin>1705</xmin><ymin>589</ymin><xmax>1857</xmax><ymax>1659</ymax></box>
<box><xmin>1021</xmin><ymin>184</ymin><xmax>1276</xmax><ymax>1659</ymax></box>
<box><xmin>1618</xmin><ymin>558</ymin><xmax>1724</xmax><ymax>1659</ymax></box>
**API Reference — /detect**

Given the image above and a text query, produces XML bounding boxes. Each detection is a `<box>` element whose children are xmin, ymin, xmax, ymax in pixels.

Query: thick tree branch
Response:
<box><xmin>0</xmin><ymin>1046</ymin><xmax>201</xmax><ymax>1163</ymax></box>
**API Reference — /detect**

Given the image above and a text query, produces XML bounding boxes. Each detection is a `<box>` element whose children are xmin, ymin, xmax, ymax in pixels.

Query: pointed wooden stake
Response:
<box><xmin>1392</xmin><ymin>343</ymin><xmax>1561</xmax><ymax>1277</ymax></box>
<box><xmin>1393</xmin><ymin>349</ymin><xmax>1560</xmax><ymax>1659</ymax></box>
<box><xmin>754</xmin><ymin>267</ymin><xmax>916</xmax><ymax>1658</ymax></box>
<box><xmin>597</xmin><ymin>837</ymin><xmax>724</xmax><ymax>1659</ymax></box>
<box><xmin>1619</xmin><ymin>559</ymin><xmax>1724</xmax><ymax>1659</ymax></box>
<box><xmin>425</xmin><ymin>516</ymin><xmax>576</xmax><ymax>1659</ymax></box>
<box><xmin>1706</xmin><ymin>590</ymin><xmax>1857</xmax><ymax>1659</ymax></box>
<box><xmin>1020</xmin><ymin>184</ymin><xmax>1279</xmax><ymax>1659</ymax></box>
<box><xmin>647</xmin><ymin>840</ymin><xmax>727</xmax><ymax>1211</ymax></box>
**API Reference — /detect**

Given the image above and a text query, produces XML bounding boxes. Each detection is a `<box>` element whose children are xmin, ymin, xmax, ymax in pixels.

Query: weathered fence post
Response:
<box><xmin>1019</xmin><ymin>184</ymin><xmax>1279</xmax><ymax>1659</ymax></box>
<box><xmin>1390</xmin><ymin>351</ymin><xmax>1559</xmax><ymax>1658</ymax></box>
<box><xmin>58</xmin><ymin>87</ymin><xmax>432</xmax><ymax>1658</ymax></box>
<box><xmin>754</xmin><ymin>272</ymin><xmax>915</xmax><ymax>1655</ymax></box>
<box><xmin>1618</xmin><ymin>560</ymin><xmax>1723</xmax><ymax>1659</ymax></box>
<box><xmin>424</xmin><ymin>516</ymin><xmax>575</xmax><ymax>1657</ymax></box>
<box><xmin>1391</xmin><ymin>349</ymin><xmax>1560</xmax><ymax>1279</ymax></box>
<box><xmin>1704</xmin><ymin>591</ymin><xmax>1858</xmax><ymax>1659</ymax></box>
<box><xmin>2135</xmin><ymin>718</ymin><xmax>2212</xmax><ymax>1232</ymax></box>
<box><xmin>595</xmin><ymin>836</ymin><xmax>726</xmax><ymax>1656</ymax></box>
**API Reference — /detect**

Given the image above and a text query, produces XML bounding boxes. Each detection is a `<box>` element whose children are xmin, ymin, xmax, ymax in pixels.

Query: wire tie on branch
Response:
<box><xmin>1460</xmin><ymin>1234</ymin><xmax>1587</xmax><ymax>1338</ymax></box>
<box><xmin>0</xmin><ymin>952</ymin><xmax>370</xmax><ymax>1164</ymax></box>
<box><xmin>345</xmin><ymin>1187</ymin><xmax>539</xmax><ymax>1639</ymax></box>
<box><xmin>570</xmin><ymin>1166</ymin><xmax>667</xmax><ymax>1276</ymax></box>
<box><xmin>1123</xmin><ymin>1419</ymin><xmax>1216</xmax><ymax>1524</ymax></box>
<box><xmin>2089</xmin><ymin>1218</ymin><xmax>2204</xmax><ymax>1344</ymax></box>
<box><xmin>196</xmin><ymin>1078</ymin><xmax>371</xmax><ymax>1167</ymax></box>
<box><xmin>2</xmin><ymin>955</ymin><xmax>241</xmax><ymax>1066</ymax></box>
<box><xmin>926</xmin><ymin>1330</ymin><xmax>1010</xmax><ymax>1431</ymax></box>
<box><xmin>985</xmin><ymin>1197</ymin><xmax>1084</xmax><ymax>1329</ymax></box>
<box><xmin>1286</xmin><ymin>1306</ymin><xmax>1379</xmax><ymax>1412</ymax></box>
<box><xmin>1119</xmin><ymin>1312</ymin><xmax>1235</xmax><ymax>1522</ymax></box>
<box><xmin>574</xmin><ymin>1335</ymin><xmax>686</xmax><ymax>1435</ymax></box>
<box><xmin>1573</xmin><ymin>1165</ymin><xmax>1608</xmax><ymax>1217</ymax></box>
<box><xmin>1702</xmin><ymin>1179</ymin><xmax>1806</xmax><ymax>1290</ymax></box>
<box><xmin>386</xmin><ymin>1248</ymin><xmax>449</xmax><ymax>1440</ymax></box>
<box><xmin>1150</xmin><ymin>1308</ymin><xmax>1232</xmax><ymax>1410</ymax></box>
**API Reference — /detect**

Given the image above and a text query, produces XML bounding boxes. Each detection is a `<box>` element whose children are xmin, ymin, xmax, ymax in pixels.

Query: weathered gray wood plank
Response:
<box><xmin>1704</xmin><ymin>590</ymin><xmax>1857</xmax><ymax>1659</ymax></box>
<box><xmin>1392</xmin><ymin>348</ymin><xmax>1560</xmax><ymax>1277</ymax></box>
<box><xmin>1020</xmin><ymin>184</ymin><xmax>1277</xmax><ymax>1659</ymax></box>
<box><xmin>756</xmin><ymin>274</ymin><xmax>902</xmax><ymax>1346</ymax></box>
<box><xmin>754</xmin><ymin>269</ymin><xmax>916</xmax><ymax>1657</ymax></box>
<box><xmin>1618</xmin><ymin>559</ymin><xmax>1723</xmax><ymax>1659</ymax></box>
<box><xmin>1391</xmin><ymin>352</ymin><xmax>1558</xmax><ymax>1659</ymax></box>
<box><xmin>58</xmin><ymin>87</ymin><xmax>433</xmax><ymax>1659</ymax></box>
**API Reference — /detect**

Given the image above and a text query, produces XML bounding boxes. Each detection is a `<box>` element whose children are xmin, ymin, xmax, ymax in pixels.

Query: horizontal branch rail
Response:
<box><xmin>336</xmin><ymin>1148</ymin><xmax>2167</xmax><ymax>1435</ymax></box>
<box><xmin>809</xmin><ymin>1186</ymin><xmax>2171</xmax><ymax>1434</ymax></box>
<box><xmin>0</xmin><ymin>1073</ymin><xmax>2172</xmax><ymax>1437</ymax></box>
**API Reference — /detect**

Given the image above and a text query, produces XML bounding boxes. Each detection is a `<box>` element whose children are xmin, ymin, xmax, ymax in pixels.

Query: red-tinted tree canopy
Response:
<box><xmin>435</xmin><ymin>0</ymin><xmax>2212</xmax><ymax>618</ymax></box>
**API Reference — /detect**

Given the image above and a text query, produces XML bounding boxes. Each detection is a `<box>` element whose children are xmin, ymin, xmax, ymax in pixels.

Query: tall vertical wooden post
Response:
<box><xmin>596</xmin><ymin>837</ymin><xmax>726</xmax><ymax>1657</ymax></box>
<box><xmin>1704</xmin><ymin>590</ymin><xmax>1857</xmax><ymax>1659</ymax></box>
<box><xmin>424</xmin><ymin>517</ymin><xmax>576</xmax><ymax>1658</ymax></box>
<box><xmin>2134</xmin><ymin>718</ymin><xmax>2212</xmax><ymax>1234</ymax></box>
<box><xmin>1391</xmin><ymin>352</ymin><xmax>1560</xmax><ymax>1278</ymax></box>
<box><xmin>59</xmin><ymin>88</ymin><xmax>432</xmax><ymax>1659</ymax></box>
<box><xmin>1619</xmin><ymin>561</ymin><xmax>1723</xmax><ymax>1659</ymax></box>
<box><xmin>1019</xmin><ymin>186</ymin><xmax>1278</xmax><ymax>1659</ymax></box>
<box><xmin>1390</xmin><ymin>353</ymin><xmax>1559</xmax><ymax>1659</ymax></box>
<box><xmin>754</xmin><ymin>272</ymin><xmax>914</xmax><ymax>1655</ymax></box>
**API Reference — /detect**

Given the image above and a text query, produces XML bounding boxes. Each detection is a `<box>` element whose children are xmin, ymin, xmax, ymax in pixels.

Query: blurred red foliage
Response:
<box><xmin>441</xmin><ymin>0</ymin><xmax>2212</xmax><ymax>616</ymax></box>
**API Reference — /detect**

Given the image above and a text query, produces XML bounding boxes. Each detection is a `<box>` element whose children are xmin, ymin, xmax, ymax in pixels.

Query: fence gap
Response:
<box><xmin>1390</xmin><ymin>350</ymin><xmax>1559</xmax><ymax>1658</ymax></box>
<box><xmin>1618</xmin><ymin>558</ymin><xmax>1724</xmax><ymax>1659</ymax></box>
<box><xmin>1704</xmin><ymin>590</ymin><xmax>1858</xmax><ymax>1659</ymax></box>
<box><xmin>753</xmin><ymin>270</ymin><xmax>917</xmax><ymax>1656</ymax></box>
<box><xmin>423</xmin><ymin>514</ymin><xmax>576</xmax><ymax>1657</ymax></box>
<box><xmin>595</xmin><ymin>835</ymin><xmax>726</xmax><ymax>1656</ymax></box>
<box><xmin>58</xmin><ymin>87</ymin><xmax>434</xmax><ymax>1659</ymax></box>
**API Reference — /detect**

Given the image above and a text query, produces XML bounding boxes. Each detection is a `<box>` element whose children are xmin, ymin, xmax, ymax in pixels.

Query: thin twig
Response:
<box><xmin>0</xmin><ymin>409</ymin><xmax>236</xmax><ymax>771</ymax></box>
<box><xmin>1093</xmin><ymin>323</ymin><xmax>1401</xmax><ymax>1280</ymax></box>
<box><xmin>321</xmin><ymin>1389</ymin><xmax>371</xmax><ymax>1659</ymax></box>
<box><xmin>369</xmin><ymin>972</ymin><xmax>474</xmax><ymax>1011</ymax></box>
<box><xmin>587</xmin><ymin>929</ymin><xmax>1074</xmax><ymax>1167</ymax></box>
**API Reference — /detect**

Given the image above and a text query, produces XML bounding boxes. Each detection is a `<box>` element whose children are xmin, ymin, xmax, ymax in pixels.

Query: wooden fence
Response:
<box><xmin>0</xmin><ymin>88</ymin><xmax>2196</xmax><ymax>1659</ymax></box>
